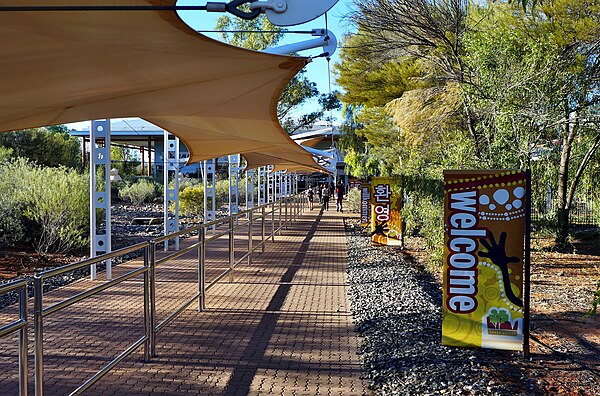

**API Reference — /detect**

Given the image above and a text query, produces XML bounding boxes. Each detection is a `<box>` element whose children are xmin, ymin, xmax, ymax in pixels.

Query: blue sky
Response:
<box><xmin>177</xmin><ymin>0</ymin><xmax>357</xmax><ymax>122</ymax></box>
<box><xmin>68</xmin><ymin>1</ymin><xmax>356</xmax><ymax>130</ymax></box>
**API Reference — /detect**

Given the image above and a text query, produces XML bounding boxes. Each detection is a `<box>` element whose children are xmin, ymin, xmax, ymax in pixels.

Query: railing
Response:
<box><xmin>33</xmin><ymin>242</ymin><xmax>152</xmax><ymax>396</ymax></box>
<box><xmin>0</xmin><ymin>194</ymin><xmax>306</xmax><ymax>395</ymax></box>
<box><xmin>0</xmin><ymin>279</ymin><xmax>28</xmax><ymax>396</ymax></box>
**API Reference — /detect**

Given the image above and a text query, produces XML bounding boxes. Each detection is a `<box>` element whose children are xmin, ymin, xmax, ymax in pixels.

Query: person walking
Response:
<box><xmin>317</xmin><ymin>184</ymin><xmax>323</xmax><ymax>204</ymax></box>
<box><xmin>306</xmin><ymin>186</ymin><xmax>315</xmax><ymax>210</ymax></box>
<box><xmin>335</xmin><ymin>182</ymin><xmax>344</xmax><ymax>212</ymax></box>
<box><xmin>322</xmin><ymin>184</ymin><xmax>331</xmax><ymax>210</ymax></box>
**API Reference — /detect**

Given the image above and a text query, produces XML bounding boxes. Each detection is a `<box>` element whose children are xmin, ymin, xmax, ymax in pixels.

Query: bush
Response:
<box><xmin>402</xmin><ymin>192</ymin><xmax>444</xmax><ymax>266</ymax></box>
<box><xmin>180</xmin><ymin>185</ymin><xmax>204</xmax><ymax>217</ymax></box>
<box><xmin>119</xmin><ymin>179</ymin><xmax>157</xmax><ymax>205</ymax></box>
<box><xmin>179</xmin><ymin>177</ymin><xmax>201</xmax><ymax>192</ymax></box>
<box><xmin>346</xmin><ymin>187</ymin><xmax>361</xmax><ymax>213</ymax></box>
<box><xmin>0</xmin><ymin>158</ymin><xmax>89</xmax><ymax>255</ymax></box>
<box><xmin>214</xmin><ymin>177</ymin><xmax>246</xmax><ymax>209</ymax></box>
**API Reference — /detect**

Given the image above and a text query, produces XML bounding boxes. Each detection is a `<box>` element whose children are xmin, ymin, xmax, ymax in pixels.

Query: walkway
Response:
<box><xmin>0</xmin><ymin>207</ymin><xmax>368</xmax><ymax>395</ymax></box>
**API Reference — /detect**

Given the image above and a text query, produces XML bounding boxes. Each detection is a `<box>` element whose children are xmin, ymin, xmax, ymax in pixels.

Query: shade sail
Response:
<box><xmin>0</xmin><ymin>0</ymin><xmax>324</xmax><ymax>171</ymax></box>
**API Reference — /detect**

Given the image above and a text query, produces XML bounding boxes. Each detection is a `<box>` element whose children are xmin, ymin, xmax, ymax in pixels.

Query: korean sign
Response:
<box><xmin>442</xmin><ymin>170</ymin><xmax>529</xmax><ymax>351</ymax></box>
<box><xmin>370</xmin><ymin>177</ymin><xmax>402</xmax><ymax>246</ymax></box>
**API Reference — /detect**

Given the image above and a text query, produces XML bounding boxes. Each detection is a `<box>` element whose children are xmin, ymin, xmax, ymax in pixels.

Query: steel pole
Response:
<box><xmin>198</xmin><ymin>227</ymin><xmax>206</xmax><ymax>311</ymax></box>
<box><xmin>34</xmin><ymin>276</ymin><xmax>44</xmax><ymax>396</ymax></box>
<box><xmin>18</xmin><ymin>286</ymin><xmax>28</xmax><ymax>396</ymax></box>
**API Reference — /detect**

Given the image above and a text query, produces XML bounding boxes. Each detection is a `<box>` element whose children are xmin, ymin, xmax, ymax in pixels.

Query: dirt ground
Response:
<box><xmin>405</xmin><ymin>232</ymin><xmax>600</xmax><ymax>395</ymax></box>
<box><xmin>0</xmin><ymin>244</ymin><xmax>85</xmax><ymax>281</ymax></box>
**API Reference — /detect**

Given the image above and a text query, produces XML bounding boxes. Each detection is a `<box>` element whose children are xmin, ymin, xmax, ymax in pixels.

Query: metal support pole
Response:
<box><xmin>143</xmin><ymin>246</ymin><xmax>150</xmax><ymax>362</ymax></box>
<box><xmin>284</xmin><ymin>190</ymin><xmax>288</xmax><ymax>229</ymax></box>
<box><xmin>271</xmin><ymin>201</ymin><xmax>276</xmax><ymax>242</ymax></box>
<box><xmin>198</xmin><ymin>227</ymin><xmax>206</xmax><ymax>311</ymax></box>
<box><xmin>34</xmin><ymin>276</ymin><xmax>43</xmax><ymax>396</ymax></box>
<box><xmin>163</xmin><ymin>132</ymin><xmax>180</xmax><ymax>251</ymax></box>
<box><xmin>203</xmin><ymin>159</ymin><xmax>216</xmax><ymax>233</ymax></box>
<box><xmin>247</xmin><ymin>168</ymin><xmax>255</xmax><ymax>209</ymax></box>
<box><xmin>278</xmin><ymin>195</ymin><xmax>283</xmax><ymax>235</ymax></box>
<box><xmin>248</xmin><ymin>210</ymin><xmax>253</xmax><ymax>265</ymax></box>
<box><xmin>523</xmin><ymin>169</ymin><xmax>532</xmax><ymax>358</ymax></box>
<box><xmin>148</xmin><ymin>241</ymin><xmax>157</xmax><ymax>357</ymax></box>
<box><xmin>90</xmin><ymin>119</ymin><xmax>112</xmax><ymax>280</ymax></box>
<box><xmin>228</xmin><ymin>154</ymin><xmax>239</xmax><ymax>216</ymax></box>
<box><xmin>18</xmin><ymin>286</ymin><xmax>28</xmax><ymax>396</ymax></box>
<box><xmin>261</xmin><ymin>205</ymin><xmax>266</xmax><ymax>253</ymax></box>
<box><xmin>229</xmin><ymin>217</ymin><xmax>235</xmax><ymax>282</ymax></box>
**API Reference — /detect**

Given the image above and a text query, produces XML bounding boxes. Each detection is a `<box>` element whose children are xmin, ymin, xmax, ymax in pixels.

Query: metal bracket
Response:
<box><xmin>248</xmin><ymin>0</ymin><xmax>287</xmax><ymax>13</ymax></box>
<box><xmin>263</xmin><ymin>29</ymin><xmax>337</xmax><ymax>57</ymax></box>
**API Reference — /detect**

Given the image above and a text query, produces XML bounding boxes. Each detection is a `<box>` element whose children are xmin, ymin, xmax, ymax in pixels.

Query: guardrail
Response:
<box><xmin>0</xmin><ymin>193</ymin><xmax>306</xmax><ymax>395</ymax></box>
<box><xmin>0</xmin><ymin>279</ymin><xmax>28</xmax><ymax>396</ymax></box>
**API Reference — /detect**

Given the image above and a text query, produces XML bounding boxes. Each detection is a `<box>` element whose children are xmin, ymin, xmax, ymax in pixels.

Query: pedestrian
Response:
<box><xmin>306</xmin><ymin>186</ymin><xmax>315</xmax><ymax>210</ymax></box>
<box><xmin>317</xmin><ymin>183</ymin><xmax>323</xmax><ymax>204</ymax></box>
<box><xmin>322</xmin><ymin>184</ymin><xmax>330</xmax><ymax>210</ymax></box>
<box><xmin>335</xmin><ymin>182</ymin><xmax>344</xmax><ymax>212</ymax></box>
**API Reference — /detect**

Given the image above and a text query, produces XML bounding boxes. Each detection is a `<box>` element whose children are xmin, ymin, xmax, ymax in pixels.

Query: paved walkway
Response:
<box><xmin>0</xmin><ymin>207</ymin><xmax>368</xmax><ymax>395</ymax></box>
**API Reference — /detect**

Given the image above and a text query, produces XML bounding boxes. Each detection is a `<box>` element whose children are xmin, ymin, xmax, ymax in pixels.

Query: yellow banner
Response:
<box><xmin>442</xmin><ymin>170</ymin><xmax>526</xmax><ymax>350</ymax></box>
<box><xmin>370</xmin><ymin>177</ymin><xmax>402</xmax><ymax>246</ymax></box>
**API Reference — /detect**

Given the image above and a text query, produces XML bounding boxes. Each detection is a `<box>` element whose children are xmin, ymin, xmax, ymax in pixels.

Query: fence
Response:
<box><xmin>0</xmin><ymin>194</ymin><xmax>306</xmax><ymax>396</ymax></box>
<box><xmin>530</xmin><ymin>187</ymin><xmax>599</xmax><ymax>227</ymax></box>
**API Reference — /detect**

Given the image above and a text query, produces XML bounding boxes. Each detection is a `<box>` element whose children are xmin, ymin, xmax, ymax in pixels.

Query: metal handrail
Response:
<box><xmin>8</xmin><ymin>193</ymin><xmax>307</xmax><ymax>396</ymax></box>
<box><xmin>0</xmin><ymin>279</ymin><xmax>28</xmax><ymax>396</ymax></box>
<box><xmin>39</xmin><ymin>241</ymin><xmax>150</xmax><ymax>280</ymax></box>
<box><xmin>151</xmin><ymin>199</ymin><xmax>290</xmax><ymax>335</ymax></box>
<box><xmin>33</xmin><ymin>242</ymin><xmax>151</xmax><ymax>396</ymax></box>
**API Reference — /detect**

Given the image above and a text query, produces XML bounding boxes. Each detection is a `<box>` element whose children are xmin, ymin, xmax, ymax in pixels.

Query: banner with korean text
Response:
<box><xmin>442</xmin><ymin>170</ymin><xmax>528</xmax><ymax>351</ymax></box>
<box><xmin>360</xmin><ymin>182</ymin><xmax>371</xmax><ymax>226</ymax></box>
<box><xmin>370</xmin><ymin>177</ymin><xmax>402</xmax><ymax>246</ymax></box>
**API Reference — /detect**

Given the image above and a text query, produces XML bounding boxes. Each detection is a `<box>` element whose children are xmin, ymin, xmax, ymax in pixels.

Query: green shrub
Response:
<box><xmin>0</xmin><ymin>158</ymin><xmax>89</xmax><ymax>255</ymax></box>
<box><xmin>179</xmin><ymin>177</ymin><xmax>201</xmax><ymax>192</ymax></box>
<box><xmin>402</xmin><ymin>191</ymin><xmax>444</xmax><ymax>266</ymax></box>
<box><xmin>119</xmin><ymin>179</ymin><xmax>157</xmax><ymax>205</ymax></box>
<box><xmin>346</xmin><ymin>187</ymin><xmax>361</xmax><ymax>213</ymax></box>
<box><xmin>214</xmin><ymin>177</ymin><xmax>246</xmax><ymax>209</ymax></box>
<box><xmin>180</xmin><ymin>185</ymin><xmax>204</xmax><ymax>216</ymax></box>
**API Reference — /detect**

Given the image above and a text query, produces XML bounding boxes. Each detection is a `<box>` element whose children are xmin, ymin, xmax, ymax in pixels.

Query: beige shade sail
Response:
<box><xmin>0</xmin><ymin>0</ymin><xmax>324</xmax><ymax>171</ymax></box>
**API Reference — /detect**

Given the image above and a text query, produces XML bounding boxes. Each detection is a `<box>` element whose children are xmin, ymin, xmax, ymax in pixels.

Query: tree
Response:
<box><xmin>463</xmin><ymin>0</ymin><xmax>600</xmax><ymax>246</ymax></box>
<box><xmin>216</xmin><ymin>14</ymin><xmax>340</xmax><ymax>133</ymax></box>
<box><xmin>0</xmin><ymin>125</ymin><xmax>80</xmax><ymax>168</ymax></box>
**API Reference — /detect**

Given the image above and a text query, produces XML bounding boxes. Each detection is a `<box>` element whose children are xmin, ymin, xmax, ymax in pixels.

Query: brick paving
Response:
<box><xmin>0</xmin><ymin>206</ymin><xmax>368</xmax><ymax>395</ymax></box>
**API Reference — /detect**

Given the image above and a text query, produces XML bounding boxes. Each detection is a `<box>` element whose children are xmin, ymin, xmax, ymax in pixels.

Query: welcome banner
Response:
<box><xmin>442</xmin><ymin>170</ymin><xmax>528</xmax><ymax>351</ymax></box>
<box><xmin>370</xmin><ymin>177</ymin><xmax>402</xmax><ymax>246</ymax></box>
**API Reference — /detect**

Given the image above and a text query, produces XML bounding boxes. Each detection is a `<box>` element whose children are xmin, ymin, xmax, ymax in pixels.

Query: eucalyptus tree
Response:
<box><xmin>464</xmin><ymin>0</ymin><xmax>600</xmax><ymax>245</ymax></box>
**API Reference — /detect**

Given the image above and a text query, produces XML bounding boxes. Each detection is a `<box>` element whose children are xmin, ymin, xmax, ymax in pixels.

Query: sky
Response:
<box><xmin>68</xmin><ymin>0</ymin><xmax>357</xmax><ymax>130</ymax></box>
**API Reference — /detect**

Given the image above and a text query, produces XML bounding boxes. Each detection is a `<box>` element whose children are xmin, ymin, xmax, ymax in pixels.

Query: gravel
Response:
<box><xmin>344</xmin><ymin>221</ymin><xmax>523</xmax><ymax>395</ymax></box>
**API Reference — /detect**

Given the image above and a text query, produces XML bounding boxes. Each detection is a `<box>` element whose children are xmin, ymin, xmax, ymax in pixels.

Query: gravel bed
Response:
<box><xmin>344</xmin><ymin>221</ymin><xmax>526</xmax><ymax>395</ymax></box>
